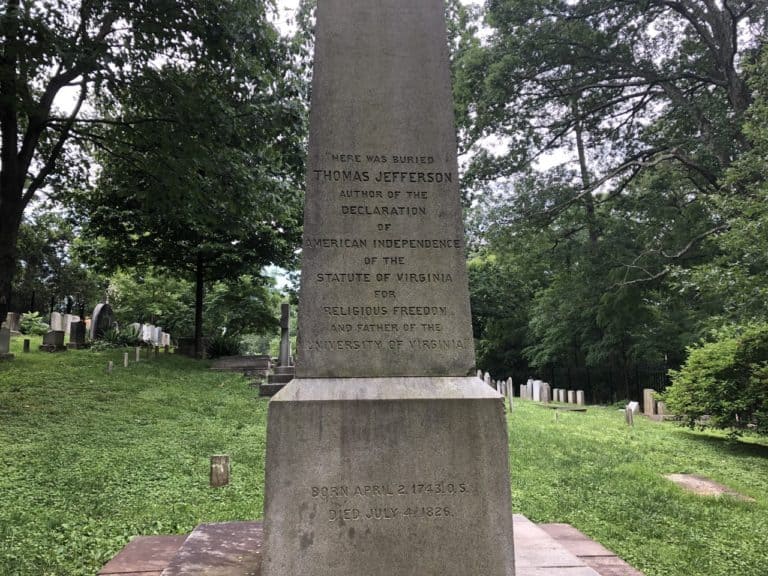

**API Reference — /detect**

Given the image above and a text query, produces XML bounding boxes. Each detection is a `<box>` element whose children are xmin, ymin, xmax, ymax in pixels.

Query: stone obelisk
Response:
<box><xmin>261</xmin><ymin>1</ymin><xmax>515</xmax><ymax>574</ymax></box>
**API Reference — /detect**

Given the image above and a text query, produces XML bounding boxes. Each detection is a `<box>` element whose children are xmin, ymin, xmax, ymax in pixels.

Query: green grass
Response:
<box><xmin>0</xmin><ymin>336</ymin><xmax>268</xmax><ymax>576</ymax></box>
<box><xmin>1</xmin><ymin>340</ymin><xmax>766</xmax><ymax>575</ymax></box>
<box><xmin>509</xmin><ymin>401</ymin><xmax>768</xmax><ymax>576</ymax></box>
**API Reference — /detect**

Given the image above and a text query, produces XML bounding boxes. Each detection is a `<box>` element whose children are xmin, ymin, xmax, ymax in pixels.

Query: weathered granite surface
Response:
<box><xmin>261</xmin><ymin>1</ymin><xmax>515</xmax><ymax>575</ymax></box>
<box><xmin>262</xmin><ymin>378</ymin><xmax>515</xmax><ymax>576</ymax></box>
<box><xmin>294</xmin><ymin>0</ymin><xmax>475</xmax><ymax>378</ymax></box>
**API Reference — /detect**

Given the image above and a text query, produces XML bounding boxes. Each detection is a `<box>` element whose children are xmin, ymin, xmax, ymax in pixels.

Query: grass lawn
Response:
<box><xmin>1</xmin><ymin>338</ymin><xmax>766</xmax><ymax>575</ymax></box>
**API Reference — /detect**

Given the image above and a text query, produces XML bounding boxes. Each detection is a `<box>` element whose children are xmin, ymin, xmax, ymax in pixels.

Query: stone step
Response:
<box><xmin>258</xmin><ymin>383</ymin><xmax>287</xmax><ymax>397</ymax></box>
<box><xmin>99</xmin><ymin>516</ymin><xmax>643</xmax><ymax>576</ymax></box>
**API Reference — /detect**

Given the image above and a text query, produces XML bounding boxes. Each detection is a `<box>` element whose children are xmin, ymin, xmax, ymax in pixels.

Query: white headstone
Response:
<box><xmin>50</xmin><ymin>312</ymin><xmax>64</xmax><ymax>331</ymax></box>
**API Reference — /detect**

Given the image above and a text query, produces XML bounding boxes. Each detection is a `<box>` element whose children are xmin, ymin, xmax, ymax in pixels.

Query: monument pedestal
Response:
<box><xmin>262</xmin><ymin>377</ymin><xmax>515</xmax><ymax>576</ymax></box>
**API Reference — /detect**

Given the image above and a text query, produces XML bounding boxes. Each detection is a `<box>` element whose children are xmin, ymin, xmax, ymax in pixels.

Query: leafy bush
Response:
<box><xmin>118</xmin><ymin>324</ymin><xmax>143</xmax><ymax>347</ymax></box>
<box><xmin>19</xmin><ymin>312</ymin><xmax>49</xmax><ymax>336</ymax></box>
<box><xmin>206</xmin><ymin>333</ymin><xmax>243</xmax><ymax>358</ymax></box>
<box><xmin>90</xmin><ymin>325</ymin><xmax>143</xmax><ymax>351</ymax></box>
<box><xmin>664</xmin><ymin>324</ymin><xmax>768</xmax><ymax>434</ymax></box>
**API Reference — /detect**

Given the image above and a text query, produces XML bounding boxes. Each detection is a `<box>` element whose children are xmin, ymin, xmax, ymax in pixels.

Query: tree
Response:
<box><xmin>74</xmin><ymin>59</ymin><xmax>304</xmax><ymax>357</ymax></box>
<box><xmin>456</xmin><ymin>0</ymin><xmax>764</xmax><ymax>269</ymax></box>
<box><xmin>0</xmin><ymin>0</ymin><xmax>285</xmax><ymax>323</ymax></box>
<box><xmin>13</xmin><ymin>207</ymin><xmax>103</xmax><ymax>316</ymax></box>
<box><xmin>458</xmin><ymin>1</ymin><xmax>767</xmax><ymax>398</ymax></box>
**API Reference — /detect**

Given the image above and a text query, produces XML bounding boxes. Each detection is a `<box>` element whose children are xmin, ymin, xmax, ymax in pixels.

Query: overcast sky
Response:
<box><xmin>272</xmin><ymin>0</ymin><xmax>483</xmax><ymax>34</ymax></box>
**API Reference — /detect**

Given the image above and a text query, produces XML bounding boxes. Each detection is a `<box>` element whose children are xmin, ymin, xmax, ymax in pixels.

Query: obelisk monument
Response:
<box><xmin>261</xmin><ymin>1</ymin><xmax>515</xmax><ymax>574</ymax></box>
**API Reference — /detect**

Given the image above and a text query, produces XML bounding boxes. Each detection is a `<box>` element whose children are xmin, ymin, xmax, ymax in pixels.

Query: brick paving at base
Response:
<box><xmin>539</xmin><ymin>523</ymin><xmax>645</xmax><ymax>576</ymax></box>
<box><xmin>99</xmin><ymin>517</ymin><xmax>644</xmax><ymax>576</ymax></box>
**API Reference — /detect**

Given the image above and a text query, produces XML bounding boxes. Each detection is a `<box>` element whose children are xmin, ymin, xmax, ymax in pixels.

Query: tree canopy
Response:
<box><xmin>0</xmin><ymin>0</ymin><xmax>298</xmax><ymax>323</ymax></box>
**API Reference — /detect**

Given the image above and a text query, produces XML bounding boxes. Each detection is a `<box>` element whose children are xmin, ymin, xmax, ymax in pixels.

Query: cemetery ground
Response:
<box><xmin>0</xmin><ymin>342</ymin><xmax>766</xmax><ymax>576</ymax></box>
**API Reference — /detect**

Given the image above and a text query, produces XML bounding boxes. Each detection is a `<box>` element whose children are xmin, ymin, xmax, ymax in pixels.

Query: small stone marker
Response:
<box><xmin>567</xmin><ymin>390</ymin><xmax>576</xmax><ymax>404</ymax></box>
<box><xmin>625</xmin><ymin>406</ymin><xmax>634</xmax><ymax>426</ymax></box>
<box><xmin>22</xmin><ymin>339</ymin><xmax>30</xmax><ymax>353</ymax></box>
<box><xmin>627</xmin><ymin>401</ymin><xmax>640</xmax><ymax>414</ymax></box>
<box><xmin>576</xmin><ymin>390</ymin><xmax>585</xmax><ymax>406</ymax></box>
<box><xmin>657</xmin><ymin>401</ymin><xmax>667</xmax><ymax>417</ymax></box>
<box><xmin>123</xmin><ymin>353</ymin><xmax>129</xmax><ymax>367</ymax></box>
<box><xmin>135</xmin><ymin>346</ymin><xmax>141</xmax><ymax>362</ymax></box>
<box><xmin>107</xmin><ymin>361</ymin><xmax>114</xmax><ymax>374</ymax></box>
<box><xmin>484</xmin><ymin>371</ymin><xmax>492</xmax><ymax>387</ymax></box>
<box><xmin>210</xmin><ymin>455</ymin><xmax>230</xmax><ymax>487</ymax></box>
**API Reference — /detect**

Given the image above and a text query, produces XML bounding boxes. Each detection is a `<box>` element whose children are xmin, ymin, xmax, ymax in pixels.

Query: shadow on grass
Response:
<box><xmin>675</xmin><ymin>429</ymin><xmax>768</xmax><ymax>459</ymax></box>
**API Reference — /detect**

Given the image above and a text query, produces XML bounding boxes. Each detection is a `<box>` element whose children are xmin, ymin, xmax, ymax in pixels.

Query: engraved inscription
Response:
<box><xmin>299</xmin><ymin>149</ymin><xmax>474</xmax><ymax>372</ymax></box>
<box><xmin>309</xmin><ymin>481</ymin><xmax>471</xmax><ymax>523</ymax></box>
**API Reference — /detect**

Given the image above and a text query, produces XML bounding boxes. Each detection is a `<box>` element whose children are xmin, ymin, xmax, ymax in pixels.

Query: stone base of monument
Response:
<box><xmin>260</xmin><ymin>377</ymin><xmax>515</xmax><ymax>576</ymax></box>
<box><xmin>97</xmin><ymin>516</ymin><xmax>645</xmax><ymax>576</ymax></box>
<box><xmin>259</xmin><ymin>369</ymin><xmax>295</xmax><ymax>397</ymax></box>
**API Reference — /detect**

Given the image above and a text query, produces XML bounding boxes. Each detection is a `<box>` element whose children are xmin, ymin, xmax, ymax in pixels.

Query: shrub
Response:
<box><xmin>664</xmin><ymin>324</ymin><xmax>768</xmax><ymax>435</ymax></box>
<box><xmin>19</xmin><ymin>312</ymin><xmax>49</xmax><ymax>336</ymax></box>
<box><xmin>206</xmin><ymin>333</ymin><xmax>243</xmax><ymax>358</ymax></box>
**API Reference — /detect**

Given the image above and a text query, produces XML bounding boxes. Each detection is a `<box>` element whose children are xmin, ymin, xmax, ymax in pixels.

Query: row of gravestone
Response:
<box><xmin>479</xmin><ymin>371</ymin><xmax>514</xmax><ymax>399</ymax></box>
<box><xmin>2</xmin><ymin>306</ymin><xmax>171</xmax><ymax>355</ymax></box>
<box><xmin>128</xmin><ymin>322</ymin><xmax>171</xmax><ymax>347</ymax></box>
<box><xmin>477</xmin><ymin>372</ymin><xmax>589</xmax><ymax>407</ymax></box>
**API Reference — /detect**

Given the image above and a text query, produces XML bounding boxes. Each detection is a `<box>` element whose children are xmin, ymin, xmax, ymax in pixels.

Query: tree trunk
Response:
<box><xmin>194</xmin><ymin>253</ymin><xmax>205</xmax><ymax>359</ymax></box>
<box><xmin>0</xmin><ymin>199</ymin><xmax>22</xmax><ymax>323</ymax></box>
<box><xmin>572</xmin><ymin>96</ymin><xmax>598</xmax><ymax>247</ymax></box>
<box><xmin>0</xmin><ymin>0</ymin><xmax>22</xmax><ymax>324</ymax></box>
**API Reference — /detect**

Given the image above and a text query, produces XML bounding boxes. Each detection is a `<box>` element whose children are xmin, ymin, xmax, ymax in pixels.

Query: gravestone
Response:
<box><xmin>625</xmin><ymin>406</ymin><xmax>634</xmax><ymax>426</ymax></box>
<box><xmin>50</xmin><ymin>312</ymin><xmax>64</xmax><ymax>332</ymax></box>
<box><xmin>261</xmin><ymin>2</ymin><xmax>515</xmax><ymax>574</ymax></box>
<box><xmin>40</xmin><ymin>330</ymin><xmax>66</xmax><ymax>352</ymax></box>
<box><xmin>643</xmin><ymin>388</ymin><xmax>656</xmax><ymax>416</ymax></box>
<box><xmin>63</xmin><ymin>314</ymin><xmax>80</xmax><ymax>337</ymax></box>
<box><xmin>576</xmin><ymin>390</ymin><xmax>585</xmax><ymax>406</ymax></box>
<box><xmin>90</xmin><ymin>303</ymin><xmax>115</xmax><ymax>340</ymax></box>
<box><xmin>277</xmin><ymin>303</ymin><xmax>291</xmax><ymax>367</ymax></box>
<box><xmin>540</xmin><ymin>382</ymin><xmax>551</xmax><ymax>404</ymax></box>
<box><xmin>626</xmin><ymin>401</ymin><xmax>640</xmax><ymax>414</ymax></box>
<box><xmin>567</xmin><ymin>390</ymin><xmax>576</xmax><ymax>404</ymax></box>
<box><xmin>5</xmin><ymin>312</ymin><xmax>21</xmax><ymax>334</ymax></box>
<box><xmin>532</xmin><ymin>379</ymin><xmax>543</xmax><ymax>402</ymax></box>
<box><xmin>68</xmin><ymin>321</ymin><xmax>87</xmax><ymax>349</ymax></box>
<box><xmin>264</xmin><ymin>305</ymin><xmax>296</xmax><ymax>396</ymax></box>
<box><xmin>0</xmin><ymin>325</ymin><xmax>14</xmax><ymax>360</ymax></box>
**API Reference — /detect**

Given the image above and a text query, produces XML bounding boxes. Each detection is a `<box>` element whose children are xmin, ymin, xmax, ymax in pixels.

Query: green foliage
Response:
<box><xmin>107</xmin><ymin>270</ymin><xmax>194</xmax><ymax>336</ymax></box>
<box><xmin>1</xmin><ymin>0</ymin><xmax>289</xmax><ymax>323</ymax></box>
<box><xmin>18</xmin><ymin>312</ymin><xmax>48</xmax><ymax>336</ymax></box>
<box><xmin>665</xmin><ymin>324</ymin><xmax>768</xmax><ymax>434</ymax></box>
<box><xmin>13</xmin><ymin>209</ymin><xmax>104</xmax><ymax>316</ymax></box>
<box><xmin>206</xmin><ymin>333</ymin><xmax>244</xmax><ymax>359</ymax></box>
